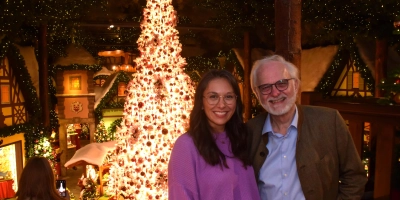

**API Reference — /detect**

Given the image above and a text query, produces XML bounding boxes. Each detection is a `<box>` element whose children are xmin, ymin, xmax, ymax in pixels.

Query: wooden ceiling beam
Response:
<box><xmin>77</xmin><ymin>22</ymin><xmax>218</xmax><ymax>31</ymax></box>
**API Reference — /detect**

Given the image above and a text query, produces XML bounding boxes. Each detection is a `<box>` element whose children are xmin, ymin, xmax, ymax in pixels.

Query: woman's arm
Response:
<box><xmin>168</xmin><ymin>134</ymin><xmax>199</xmax><ymax>200</ymax></box>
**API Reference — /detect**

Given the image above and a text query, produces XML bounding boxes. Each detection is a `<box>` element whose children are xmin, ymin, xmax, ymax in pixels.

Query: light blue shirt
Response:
<box><xmin>258</xmin><ymin>107</ymin><xmax>305</xmax><ymax>200</ymax></box>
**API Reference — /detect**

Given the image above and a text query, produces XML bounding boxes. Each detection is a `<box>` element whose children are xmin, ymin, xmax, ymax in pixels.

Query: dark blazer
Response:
<box><xmin>247</xmin><ymin>105</ymin><xmax>367</xmax><ymax>200</ymax></box>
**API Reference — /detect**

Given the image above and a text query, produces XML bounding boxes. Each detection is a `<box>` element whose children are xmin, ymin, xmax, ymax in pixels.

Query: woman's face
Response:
<box><xmin>202</xmin><ymin>78</ymin><xmax>237</xmax><ymax>133</ymax></box>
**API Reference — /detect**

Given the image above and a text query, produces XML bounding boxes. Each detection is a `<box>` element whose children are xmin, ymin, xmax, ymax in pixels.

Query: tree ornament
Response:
<box><xmin>394</xmin><ymin>93</ymin><xmax>400</xmax><ymax>104</ymax></box>
<box><xmin>107</xmin><ymin>0</ymin><xmax>195</xmax><ymax>198</ymax></box>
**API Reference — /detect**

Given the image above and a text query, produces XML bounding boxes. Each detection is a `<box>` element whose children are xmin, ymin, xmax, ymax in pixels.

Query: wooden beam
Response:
<box><xmin>347</xmin><ymin>120</ymin><xmax>364</xmax><ymax>157</ymax></box>
<box><xmin>78</xmin><ymin>22</ymin><xmax>218</xmax><ymax>31</ymax></box>
<box><xmin>374</xmin><ymin>39</ymin><xmax>388</xmax><ymax>98</ymax></box>
<box><xmin>38</xmin><ymin>24</ymin><xmax>50</xmax><ymax>129</ymax></box>
<box><xmin>243</xmin><ymin>31</ymin><xmax>251</xmax><ymax>122</ymax></box>
<box><xmin>274</xmin><ymin>0</ymin><xmax>302</xmax><ymax>102</ymax></box>
<box><xmin>373</xmin><ymin>124</ymin><xmax>394</xmax><ymax>199</ymax></box>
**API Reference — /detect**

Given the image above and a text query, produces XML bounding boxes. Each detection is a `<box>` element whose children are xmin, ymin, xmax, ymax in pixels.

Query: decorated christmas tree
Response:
<box><xmin>94</xmin><ymin>120</ymin><xmax>113</xmax><ymax>143</ymax></box>
<box><xmin>107</xmin><ymin>0</ymin><xmax>195</xmax><ymax>199</ymax></box>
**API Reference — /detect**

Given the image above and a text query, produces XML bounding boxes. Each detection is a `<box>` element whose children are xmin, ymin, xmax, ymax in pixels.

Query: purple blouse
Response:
<box><xmin>168</xmin><ymin>132</ymin><xmax>260</xmax><ymax>200</ymax></box>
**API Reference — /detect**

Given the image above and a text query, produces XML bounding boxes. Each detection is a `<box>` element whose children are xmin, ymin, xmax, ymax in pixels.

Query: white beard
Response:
<box><xmin>261</xmin><ymin>91</ymin><xmax>297</xmax><ymax>116</ymax></box>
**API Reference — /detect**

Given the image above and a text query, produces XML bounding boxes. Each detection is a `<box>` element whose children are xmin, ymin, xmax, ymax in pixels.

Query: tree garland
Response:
<box><xmin>52</xmin><ymin>64</ymin><xmax>102</xmax><ymax>72</ymax></box>
<box><xmin>0</xmin><ymin>38</ymin><xmax>45</xmax><ymax>159</ymax></box>
<box><xmin>224</xmin><ymin>49</ymin><xmax>244</xmax><ymax>81</ymax></box>
<box><xmin>93</xmin><ymin>75</ymin><xmax>109</xmax><ymax>81</ymax></box>
<box><xmin>351</xmin><ymin>44</ymin><xmax>375</xmax><ymax>95</ymax></box>
<box><xmin>315</xmin><ymin>44</ymin><xmax>374</xmax><ymax>97</ymax></box>
<box><xmin>107</xmin><ymin>118</ymin><xmax>122</xmax><ymax>137</ymax></box>
<box><xmin>315</xmin><ymin>46</ymin><xmax>347</xmax><ymax>96</ymax></box>
<box><xmin>184</xmin><ymin>50</ymin><xmax>244</xmax><ymax>82</ymax></box>
<box><xmin>185</xmin><ymin>56</ymin><xmax>220</xmax><ymax>82</ymax></box>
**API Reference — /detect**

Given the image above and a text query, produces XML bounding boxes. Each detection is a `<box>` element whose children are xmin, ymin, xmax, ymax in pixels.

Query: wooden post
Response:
<box><xmin>275</xmin><ymin>0</ymin><xmax>302</xmax><ymax>102</ymax></box>
<box><xmin>372</xmin><ymin>123</ymin><xmax>394</xmax><ymax>199</ymax></box>
<box><xmin>38</xmin><ymin>24</ymin><xmax>50</xmax><ymax>129</ymax></box>
<box><xmin>243</xmin><ymin>31</ymin><xmax>252</xmax><ymax>122</ymax></box>
<box><xmin>374</xmin><ymin>39</ymin><xmax>388</xmax><ymax>98</ymax></box>
<box><xmin>347</xmin><ymin>120</ymin><xmax>364</xmax><ymax>157</ymax></box>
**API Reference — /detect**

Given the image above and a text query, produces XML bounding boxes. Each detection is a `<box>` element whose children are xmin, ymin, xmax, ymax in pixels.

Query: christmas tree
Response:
<box><xmin>94</xmin><ymin>120</ymin><xmax>113</xmax><ymax>143</ymax></box>
<box><xmin>107</xmin><ymin>0</ymin><xmax>195</xmax><ymax>199</ymax></box>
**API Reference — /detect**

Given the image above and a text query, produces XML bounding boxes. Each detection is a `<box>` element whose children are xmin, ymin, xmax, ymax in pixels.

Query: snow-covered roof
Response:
<box><xmin>64</xmin><ymin>141</ymin><xmax>117</xmax><ymax>168</ymax></box>
<box><xmin>94</xmin><ymin>72</ymin><xmax>119</xmax><ymax>108</ymax></box>
<box><xmin>94</xmin><ymin>66</ymin><xmax>113</xmax><ymax>77</ymax></box>
<box><xmin>53</xmin><ymin>44</ymin><xmax>97</xmax><ymax>66</ymax></box>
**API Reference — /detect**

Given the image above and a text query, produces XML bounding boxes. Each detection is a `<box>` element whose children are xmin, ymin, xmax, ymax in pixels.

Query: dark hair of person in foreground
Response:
<box><xmin>16</xmin><ymin>156</ymin><xmax>64</xmax><ymax>200</ymax></box>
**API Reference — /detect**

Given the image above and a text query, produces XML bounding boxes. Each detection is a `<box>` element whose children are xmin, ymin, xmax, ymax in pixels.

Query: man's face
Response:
<box><xmin>255</xmin><ymin>61</ymin><xmax>298</xmax><ymax>116</ymax></box>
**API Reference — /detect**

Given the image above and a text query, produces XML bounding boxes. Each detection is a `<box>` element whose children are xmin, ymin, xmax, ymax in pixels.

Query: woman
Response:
<box><xmin>16</xmin><ymin>156</ymin><xmax>66</xmax><ymax>200</ymax></box>
<box><xmin>168</xmin><ymin>69</ymin><xmax>260</xmax><ymax>200</ymax></box>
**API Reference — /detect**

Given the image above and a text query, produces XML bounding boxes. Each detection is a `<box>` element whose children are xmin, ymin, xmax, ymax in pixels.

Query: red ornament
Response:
<box><xmin>138</xmin><ymin>102</ymin><xmax>144</xmax><ymax>108</ymax></box>
<box><xmin>395</xmin><ymin>78</ymin><xmax>400</xmax><ymax>84</ymax></box>
<box><xmin>394</xmin><ymin>93</ymin><xmax>400</xmax><ymax>104</ymax></box>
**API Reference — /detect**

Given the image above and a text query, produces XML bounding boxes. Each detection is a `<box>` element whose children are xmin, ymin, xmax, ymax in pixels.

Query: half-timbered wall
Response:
<box><xmin>0</xmin><ymin>58</ymin><xmax>27</xmax><ymax>128</ymax></box>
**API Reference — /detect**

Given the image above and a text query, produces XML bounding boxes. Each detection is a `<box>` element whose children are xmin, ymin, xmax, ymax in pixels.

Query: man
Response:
<box><xmin>247</xmin><ymin>55</ymin><xmax>367</xmax><ymax>200</ymax></box>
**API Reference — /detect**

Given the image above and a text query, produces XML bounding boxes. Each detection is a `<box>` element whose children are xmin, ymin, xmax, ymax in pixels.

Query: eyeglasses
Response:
<box><xmin>203</xmin><ymin>93</ymin><xmax>237</xmax><ymax>105</ymax></box>
<box><xmin>257</xmin><ymin>78</ymin><xmax>295</xmax><ymax>95</ymax></box>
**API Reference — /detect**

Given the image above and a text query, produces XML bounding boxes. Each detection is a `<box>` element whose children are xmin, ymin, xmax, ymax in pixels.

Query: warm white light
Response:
<box><xmin>107</xmin><ymin>0</ymin><xmax>195</xmax><ymax>199</ymax></box>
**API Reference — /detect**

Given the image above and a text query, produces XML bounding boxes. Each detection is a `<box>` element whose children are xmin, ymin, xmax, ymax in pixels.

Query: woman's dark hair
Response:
<box><xmin>16</xmin><ymin>156</ymin><xmax>64</xmax><ymax>200</ymax></box>
<box><xmin>189</xmin><ymin>69</ymin><xmax>251</xmax><ymax>168</ymax></box>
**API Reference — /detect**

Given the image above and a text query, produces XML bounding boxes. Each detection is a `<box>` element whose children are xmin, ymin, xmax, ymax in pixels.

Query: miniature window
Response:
<box><xmin>70</xmin><ymin>76</ymin><xmax>81</xmax><ymax>90</ymax></box>
<box><xmin>1</xmin><ymin>85</ymin><xmax>10</xmax><ymax>104</ymax></box>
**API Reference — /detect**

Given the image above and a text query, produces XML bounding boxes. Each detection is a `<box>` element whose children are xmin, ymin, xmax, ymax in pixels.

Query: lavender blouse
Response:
<box><xmin>168</xmin><ymin>132</ymin><xmax>260</xmax><ymax>200</ymax></box>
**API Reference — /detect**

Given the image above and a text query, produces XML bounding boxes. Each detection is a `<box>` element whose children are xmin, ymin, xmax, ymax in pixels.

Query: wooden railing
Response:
<box><xmin>302</xmin><ymin>92</ymin><xmax>400</xmax><ymax>200</ymax></box>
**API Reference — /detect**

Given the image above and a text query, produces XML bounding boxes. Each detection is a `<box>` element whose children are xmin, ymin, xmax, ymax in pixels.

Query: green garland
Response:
<box><xmin>315</xmin><ymin>46</ymin><xmax>346</xmax><ymax>96</ymax></box>
<box><xmin>224</xmin><ymin>49</ymin><xmax>244</xmax><ymax>81</ymax></box>
<box><xmin>0</xmin><ymin>38</ymin><xmax>44</xmax><ymax>158</ymax></box>
<box><xmin>185</xmin><ymin>56</ymin><xmax>220</xmax><ymax>82</ymax></box>
<box><xmin>107</xmin><ymin>118</ymin><xmax>122</xmax><ymax>137</ymax></box>
<box><xmin>378</xmin><ymin>67</ymin><xmax>400</xmax><ymax>105</ymax></box>
<box><xmin>93</xmin><ymin>75</ymin><xmax>109</xmax><ymax>80</ymax></box>
<box><xmin>94</xmin><ymin>71</ymin><xmax>132</xmax><ymax>122</ymax></box>
<box><xmin>52</xmin><ymin>64</ymin><xmax>102</xmax><ymax>72</ymax></box>
<box><xmin>315</xmin><ymin>44</ymin><xmax>374</xmax><ymax>97</ymax></box>
<box><xmin>184</xmin><ymin>50</ymin><xmax>244</xmax><ymax>82</ymax></box>
<box><xmin>350</xmin><ymin>45</ymin><xmax>375</xmax><ymax>94</ymax></box>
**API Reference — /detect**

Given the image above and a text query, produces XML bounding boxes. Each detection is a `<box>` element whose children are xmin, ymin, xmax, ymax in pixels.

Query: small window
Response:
<box><xmin>1</xmin><ymin>85</ymin><xmax>10</xmax><ymax>104</ymax></box>
<box><xmin>69</xmin><ymin>76</ymin><xmax>81</xmax><ymax>90</ymax></box>
<box><xmin>118</xmin><ymin>82</ymin><xmax>127</xmax><ymax>96</ymax></box>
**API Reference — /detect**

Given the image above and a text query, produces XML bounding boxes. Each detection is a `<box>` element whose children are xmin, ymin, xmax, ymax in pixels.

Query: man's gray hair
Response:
<box><xmin>250</xmin><ymin>55</ymin><xmax>300</xmax><ymax>95</ymax></box>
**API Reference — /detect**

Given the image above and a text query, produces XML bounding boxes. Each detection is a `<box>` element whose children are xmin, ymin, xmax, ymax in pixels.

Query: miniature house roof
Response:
<box><xmin>356</xmin><ymin>37</ymin><xmax>400</xmax><ymax>77</ymax></box>
<box><xmin>53</xmin><ymin>43</ymin><xmax>97</xmax><ymax>66</ymax></box>
<box><xmin>94</xmin><ymin>72</ymin><xmax>119</xmax><ymax>108</ymax></box>
<box><xmin>98</xmin><ymin>50</ymin><xmax>125</xmax><ymax>57</ymax></box>
<box><xmin>94</xmin><ymin>66</ymin><xmax>113</xmax><ymax>78</ymax></box>
<box><xmin>64</xmin><ymin>141</ymin><xmax>117</xmax><ymax>168</ymax></box>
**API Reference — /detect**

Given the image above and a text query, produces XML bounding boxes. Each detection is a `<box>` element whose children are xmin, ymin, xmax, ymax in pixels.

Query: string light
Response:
<box><xmin>106</xmin><ymin>0</ymin><xmax>195</xmax><ymax>199</ymax></box>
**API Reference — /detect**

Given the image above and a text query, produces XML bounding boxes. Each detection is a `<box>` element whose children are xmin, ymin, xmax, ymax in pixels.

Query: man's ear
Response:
<box><xmin>294</xmin><ymin>79</ymin><xmax>300</xmax><ymax>93</ymax></box>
